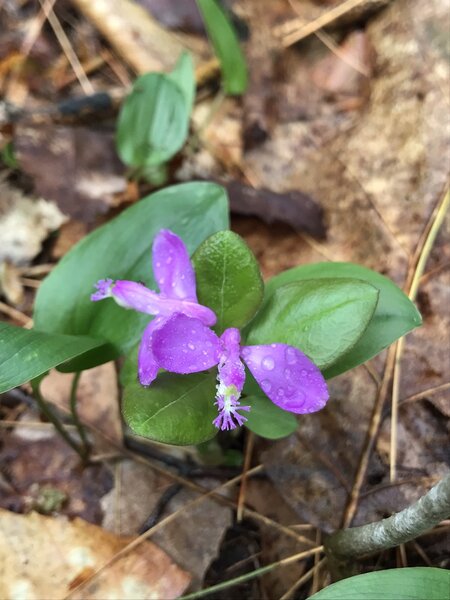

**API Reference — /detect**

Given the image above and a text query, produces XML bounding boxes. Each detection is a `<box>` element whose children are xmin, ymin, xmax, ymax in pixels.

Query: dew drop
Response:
<box><xmin>166</xmin><ymin>256</ymin><xmax>173</xmax><ymax>264</ymax></box>
<box><xmin>159</xmin><ymin>277</ymin><xmax>165</xmax><ymax>285</ymax></box>
<box><xmin>262</xmin><ymin>356</ymin><xmax>275</xmax><ymax>371</ymax></box>
<box><xmin>180</xmin><ymin>274</ymin><xmax>185</xmax><ymax>280</ymax></box>
<box><xmin>156</xmin><ymin>262</ymin><xmax>161</xmax><ymax>268</ymax></box>
<box><xmin>277</xmin><ymin>388</ymin><xmax>285</xmax><ymax>397</ymax></box>
<box><xmin>286</xmin><ymin>385</ymin><xmax>296</xmax><ymax>397</ymax></box>
<box><xmin>285</xmin><ymin>347</ymin><xmax>297</xmax><ymax>365</ymax></box>
<box><xmin>188</xmin><ymin>343</ymin><xmax>195</xmax><ymax>350</ymax></box>
<box><xmin>191</xmin><ymin>329</ymin><xmax>197</xmax><ymax>334</ymax></box>
<box><xmin>261</xmin><ymin>380</ymin><xmax>272</xmax><ymax>393</ymax></box>
<box><xmin>284</xmin><ymin>368</ymin><xmax>291</xmax><ymax>378</ymax></box>
<box><xmin>271</xmin><ymin>343</ymin><xmax>277</xmax><ymax>349</ymax></box>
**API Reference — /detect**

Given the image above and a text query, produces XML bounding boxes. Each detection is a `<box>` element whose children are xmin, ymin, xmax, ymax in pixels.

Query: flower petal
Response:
<box><xmin>241</xmin><ymin>344</ymin><xmax>329</xmax><ymax>414</ymax></box>
<box><xmin>152</xmin><ymin>229</ymin><xmax>197</xmax><ymax>301</ymax></box>
<box><xmin>218</xmin><ymin>328</ymin><xmax>245</xmax><ymax>393</ymax></box>
<box><xmin>152</xmin><ymin>313</ymin><xmax>221</xmax><ymax>374</ymax></box>
<box><xmin>138</xmin><ymin>317</ymin><xmax>166</xmax><ymax>386</ymax></box>
<box><xmin>102</xmin><ymin>280</ymin><xmax>216</xmax><ymax>325</ymax></box>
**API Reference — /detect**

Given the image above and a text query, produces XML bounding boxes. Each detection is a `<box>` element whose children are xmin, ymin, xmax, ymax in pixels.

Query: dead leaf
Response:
<box><xmin>227</xmin><ymin>181</ymin><xmax>326</xmax><ymax>237</ymax></box>
<box><xmin>101</xmin><ymin>460</ymin><xmax>232</xmax><ymax>588</ymax></box>
<box><xmin>0</xmin><ymin>415</ymin><xmax>113</xmax><ymax>523</ymax></box>
<box><xmin>0</xmin><ymin>179</ymin><xmax>67</xmax><ymax>265</ymax></box>
<box><xmin>14</xmin><ymin>124</ymin><xmax>127</xmax><ymax>224</ymax></box>
<box><xmin>0</xmin><ymin>508</ymin><xmax>190</xmax><ymax>599</ymax></box>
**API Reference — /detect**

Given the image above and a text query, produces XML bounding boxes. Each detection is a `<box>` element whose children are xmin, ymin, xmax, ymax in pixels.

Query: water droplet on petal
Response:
<box><xmin>262</xmin><ymin>356</ymin><xmax>275</xmax><ymax>371</ymax></box>
<box><xmin>241</xmin><ymin>347</ymin><xmax>250</xmax><ymax>357</ymax></box>
<box><xmin>301</xmin><ymin>369</ymin><xmax>307</xmax><ymax>377</ymax></box>
<box><xmin>180</xmin><ymin>274</ymin><xmax>185</xmax><ymax>280</ymax></box>
<box><xmin>277</xmin><ymin>388</ymin><xmax>285</xmax><ymax>397</ymax></box>
<box><xmin>160</xmin><ymin>277</ymin><xmax>165</xmax><ymax>285</ymax></box>
<box><xmin>285</xmin><ymin>347</ymin><xmax>297</xmax><ymax>365</ymax></box>
<box><xmin>156</xmin><ymin>262</ymin><xmax>161</xmax><ymax>268</ymax></box>
<box><xmin>261</xmin><ymin>380</ymin><xmax>272</xmax><ymax>393</ymax></box>
<box><xmin>284</xmin><ymin>368</ymin><xmax>291</xmax><ymax>378</ymax></box>
<box><xmin>188</xmin><ymin>343</ymin><xmax>195</xmax><ymax>350</ymax></box>
<box><xmin>286</xmin><ymin>385</ymin><xmax>296</xmax><ymax>397</ymax></box>
<box><xmin>166</xmin><ymin>256</ymin><xmax>173</xmax><ymax>264</ymax></box>
<box><xmin>271</xmin><ymin>343</ymin><xmax>277</xmax><ymax>348</ymax></box>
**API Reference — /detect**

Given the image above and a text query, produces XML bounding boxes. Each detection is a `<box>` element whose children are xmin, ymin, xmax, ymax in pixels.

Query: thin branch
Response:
<box><xmin>326</xmin><ymin>474</ymin><xmax>450</xmax><ymax>562</ymax></box>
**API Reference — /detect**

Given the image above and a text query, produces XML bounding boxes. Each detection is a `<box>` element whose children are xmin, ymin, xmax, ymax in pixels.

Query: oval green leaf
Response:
<box><xmin>116</xmin><ymin>72</ymin><xmax>189</xmax><ymax>168</ymax></box>
<box><xmin>197</xmin><ymin>0</ymin><xmax>248</xmax><ymax>95</ymax></box>
<box><xmin>244</xmin><ymin>394</ymin><xmax>297</xmax><ymax>439</ymax></box>
<box><xmin>264</xmin><ymin>263</ymin><xmax>422</xmax><ymax>378</ymax></box>
<box><xmin>193</xmin><ymin>231</ymin><xmax>264</xmax><ymax>333</ymax></box>
<box><xmin>309</xmin><ymin>568</ymin><xmax>449</xmax><ymax>600</ymax></box>
<box><xmin>245</xmin><ymin>278</ymin><xmax>379</xmax><ymax>370</ymax></box>
<box><xmin>0</xmin><ymin>322</ymin><xmax>107</xmax><ymax>393</ymax></box>
<box><xmin>33</xmin><ymin>182</ymin><xmax>229</xmax><ymax>371</ymax></box>
<box><xmin>123</xmin><ymin>371</ymin><xmax>218</xmax><ymax>445</ymax></box>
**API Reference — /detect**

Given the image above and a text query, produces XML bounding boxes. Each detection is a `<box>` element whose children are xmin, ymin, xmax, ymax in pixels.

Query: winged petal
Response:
<box><xmin>152</xmin><ymin>313</ymin><xmax>221</xmax><ymax>374</ymax></box>
<box><xmin>138</xmin><ymin>317</ymin><xmax>166</xmax><ymax>386</ymax></box>
<box><xmin>91</xmin><ymin>279</ymin><xmax>216</xmax><ymax>325</ymax></box>
<box><xmin>152</xmin><ymin>229</ymin><xmax>197</xmax><ymax>301</ymax></box>
<box><xmin>241</xmin><ymin>344</ymin><xmax>329</xmax><ymax>414</ymax></box>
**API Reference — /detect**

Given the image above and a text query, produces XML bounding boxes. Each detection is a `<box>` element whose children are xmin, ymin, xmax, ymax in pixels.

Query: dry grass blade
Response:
<box><xmin>276</xmin><ymin>0</ymin><xmax>369</xmax><ymax>47</ymax></box>
<box><xmin>279</xmin><ymin>557</ymin><xmax>326</xmax><ymax>600</ymax></box>
<box><xmin>390</xmin><ymin>186</ymin><xmax>449</xmax><ymax>481</ymax></box>
<box><xmin>38</xmin><ymin>0</ymin><xmax>94</xmax><ymax>94</ymax></box>
<box><xmin>398</xmin><ymin>382</ymin><xmax>450</xmax><ymax>406</ymax></box>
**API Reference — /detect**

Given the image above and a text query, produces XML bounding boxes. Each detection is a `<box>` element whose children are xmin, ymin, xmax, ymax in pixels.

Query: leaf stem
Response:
<box><xmin>325</xmin><ymin>474</ymin><xmax>450</xmax><ymax>576</ymax></box>
<box><xmin>69</xmin><ymin>371</ymin><xmax>91</xmax><ymax>460</ymax></box>
<box><xmin>32</xmin><ymin>379</ymin><xmax>87</xmax><ymax>460</ymax></box>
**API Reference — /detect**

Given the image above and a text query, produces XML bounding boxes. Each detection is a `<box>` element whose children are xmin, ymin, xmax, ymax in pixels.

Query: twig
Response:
<box><xmin>390</xmin><ymin>187</ymin><xmax>449</xmax><ymax>480</ymax></box>
<box><xmin>398</xmin><ymin>382</ymin><xmax>450</xmax><ymax>406</ymax></box>
<box><xmin>326</xmin><ymin>475</ymin><xmax>450</xmax><ymax>568</ymax></box>
<box><xmin>178</xmin><ymin>547</ymin><xmax>324</xmax><ymax>600</ymax></box>
<box><xmin>237</xmin><ymin>430</ymin><xmax>254</xmax><ymax>522</ymax></box>
<box><xmin>277</xmin><ymin>0</ymin><xmax>371</xmax><ymax>47</ymax></box>
<box><xmin>38</xmin><ymin>0</ymin><xmax>94</xmax><ymax>94</ymax></box>
<box><xmin>0</xmin><ymin>301</ymin><xmax>32</xmax><ymax>326</ymax></box>
<box><xmin>279</xmin><ymin>557</ymin><xmax>326</xmax><ymax>600</ymax></box>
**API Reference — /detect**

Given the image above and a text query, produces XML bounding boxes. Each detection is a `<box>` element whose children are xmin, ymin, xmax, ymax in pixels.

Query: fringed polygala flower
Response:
<box><xmin>91</xmin><ymin>230</ymin><xmax>216</xmax><ymax>386</ymax></box>
<box><xmin>151</xmin><ymin>313</ymin><xmax>329</xmax><ymax>431</ymax></box>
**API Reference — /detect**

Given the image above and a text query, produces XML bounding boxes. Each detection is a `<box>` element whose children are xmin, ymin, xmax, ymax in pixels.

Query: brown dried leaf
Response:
<box><xmin>0</xmin><ymin>508</ymin><xmax>190</xmax><ymax>599</ymax></box>
<box><xmin>101</xmin><ymin>460</ymin><xmax>232</xmax><ymax>588</ymax></box>
<box><xmin>15</xmin><ymin>124</ymin><xmax>127</xmax><ymax>224</ymax></box>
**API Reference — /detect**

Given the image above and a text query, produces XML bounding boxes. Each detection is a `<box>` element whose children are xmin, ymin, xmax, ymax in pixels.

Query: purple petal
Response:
<box><xmin>218</xmin><ymin>328</ymin><xmax>245</xmax><ymax>393</ymax></box>
<box><xmin>101</xmin><ymin>280</ymin><xmax>216</xmax><ymax>325</ymax></box>
<box><xmin>152</xmin><ymin>229</ymin><xmax>197</xmax><ymax>301</ymax></box>
<box><xmin>91</xmin><ymin>278</ymin><xmax>114</xmax><ymax>301</ymax></box>
<box><xmin>241</xmin><ymin>344</ymin><xmax>329</xmax><ymax>414</ymax></box>
<box><xmin>212</xmin><ymin>328</ymin><xmax>249</xmax><ymax>431</ymax></box>
<box><xmin>138</xmin><ymin>317</ymin><xmax>166</xmax><ymax>386</ymax></box>
<box><xmin>152</xmin><ymin>313</ymin><xmax>221</xmax><ymax>374</ymax></box>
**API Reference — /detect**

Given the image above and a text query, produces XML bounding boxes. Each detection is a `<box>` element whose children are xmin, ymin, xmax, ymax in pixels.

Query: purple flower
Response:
<box><xmin>151</xmin><ymin>313</ymin><xmax>329</xmax><ymax>430</ymax></box>
<box><xmin>91</xmin><ymin>230</ymin><xmax>216</xmax><ymax>386</ymax></box>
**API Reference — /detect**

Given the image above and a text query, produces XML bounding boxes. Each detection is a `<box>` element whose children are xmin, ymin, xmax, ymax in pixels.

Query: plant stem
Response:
<box><xmin>69</xmin><ymin>371</ymin><xmax>90</xmax><ymax>460</ymax></box>
<box><xmin>177</xmin><ymin>546</ymin><xmax>324</xmax><ymax>600</ymax></box>
<box><xmin>32</xmin><ymin>380</ymin><xmax>86</xmax><ymax>460</ymax></box>
<box><xmin>325</xmin><ymin>474</ymin><xmax>450</xmax><ymax>577</ymax></box>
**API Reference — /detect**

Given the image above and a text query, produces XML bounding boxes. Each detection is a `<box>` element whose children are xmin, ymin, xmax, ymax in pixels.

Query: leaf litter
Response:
<box><xmin>0</xmin><ymin>0</ymin><xmax>449</xmax><ymax>596</ymax></box>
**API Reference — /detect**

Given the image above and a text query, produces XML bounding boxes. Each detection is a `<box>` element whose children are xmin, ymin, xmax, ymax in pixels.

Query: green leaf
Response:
<box><xmin>33</xmin><ymin>182</ymin><xmax>229</xmax><ymax>371</ymax></box>
<box><xmin>193</xmin><ymin>231</ymin><xmax>264</xmax><ymax>332</ymax></box>
<box><xmin>0</xmin><ymin>322</ymin><xmax>106</xmax><ymax>393</ymax></box>
<box><xmin>197</xmin><ymin>0</ymin><xmax>248</xmax><ymax>95</ymax></box>
<box><xmin>244</xmin><ymin>395</ymin><xmax>297</xmax><ymax>439</ymax></box>
<box><xmin>309</xmin><ymin>568</ymin><xmax>449</xmax><ymax>600</ymax></box>
<box><xmin>245</xmin><ymin>278</ymin><xmax>379</xmax><ymax>370</ymax></box>
<box><xmin>167</xmin><ymin>52</ymin><xmax>196</xmax><ymax>115</ymax></box>
<box><xmin>116</xmin><ymin>72</ymin><xmax>189</xmax><ymax>168</ymax></box>
<box><xmin>263</xmin><ymin>263</ymin><xmax>422</xmax><ymax>378</ymax></box>
<box><xmin>123</xmin><ymin>371</ymin><xmax>218</xmax><ymax>445</ymax></box>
